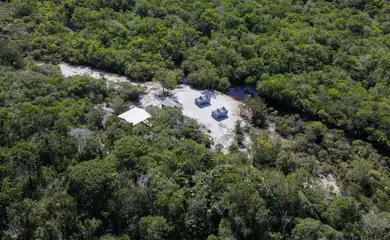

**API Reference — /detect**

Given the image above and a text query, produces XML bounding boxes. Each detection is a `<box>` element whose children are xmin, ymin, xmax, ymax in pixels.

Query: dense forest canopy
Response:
<box><xmin>1</xmin><ymin>0</ymin><xmax>390</xmax><ymax>239</ymax></box>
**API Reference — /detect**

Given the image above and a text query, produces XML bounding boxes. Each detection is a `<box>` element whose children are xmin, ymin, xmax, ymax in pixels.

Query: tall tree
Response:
<box><xmin>153</xmin><ymin>69</ymin><xmax>179</xmax><ymax>95</ymax></box>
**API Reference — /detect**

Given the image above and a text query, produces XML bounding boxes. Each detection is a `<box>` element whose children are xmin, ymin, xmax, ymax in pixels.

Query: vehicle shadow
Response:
<box><xmin>212</xmin><ymin>115</ymin><xmax>229</xmax><ymax>122</ymax></box>
<box><xmin>196</xmin><ymin>103</ymin><xmax>211</xmax><ymax>109</ymax></box>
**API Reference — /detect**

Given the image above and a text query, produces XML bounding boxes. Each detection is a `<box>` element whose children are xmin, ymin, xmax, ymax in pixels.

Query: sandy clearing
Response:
<box><xmin>59</xmin><ymin>63</ymin><xmax>130</xmax><ymax>84</ymax></box>
<box><xmin>139</xmin><ymin>84</ymin><xmax>247</xmax><ymax>149</ymax></box>
<box><xmin>139</xmin><ymin>82</ymin><xmax>165</xmax><ymax>108</ymax></box>
<box><xmin>171</xmin><ymin>86</ymin><xmax>244</xmax><ymax>148</ymax></box>
<box><xmin>59</xmin><ymin>63</ymin><xmax>248</xmax><ymax>150</ymax></box>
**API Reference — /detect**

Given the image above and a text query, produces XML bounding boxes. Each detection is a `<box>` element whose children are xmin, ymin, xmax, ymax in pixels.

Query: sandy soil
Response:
<box><xmin>172</xmin><ymin>86</ymin><xmax>245</xmax><ymax>148</ymax></box>
<box><xmin>139</xmin><ymin>82</ymin><xmax>165</xmax><ymax>108</ymax></box>
<box><xmin>59</xmin><ymin>63</ymin><xmax>130</xmax><ymax>84</ymax></box>
<box><xmin>59</xmin><ymin>63</ymin><xmax>248</xmax><ymax>151</ymax></box>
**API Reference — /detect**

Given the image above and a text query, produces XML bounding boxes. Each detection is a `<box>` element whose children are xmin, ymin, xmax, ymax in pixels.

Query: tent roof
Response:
<box><xmin>212</xmin><ymin>107</ymin><xmax>228</xmax><ymax>114</ymax></box>
<box><xmin>162</xmin><ymin>97</ymin><xmax>180</xmax><ymax>107</ymax></box>
<box><xmin>196</xmin><ymin>95</ymin><xmax>210</xmax><ymax>101</ymax></box>
<box><xmin>118</xmin><ymin>107</ymin><xmax>151</xmax><ymax>125</ymax></box>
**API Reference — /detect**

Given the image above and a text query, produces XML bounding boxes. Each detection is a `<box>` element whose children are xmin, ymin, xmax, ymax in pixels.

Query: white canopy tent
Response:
<box><xmin>118</xmin><ymin>107</ymin><xmax>151</xmax><ymax>125</ymax></box>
